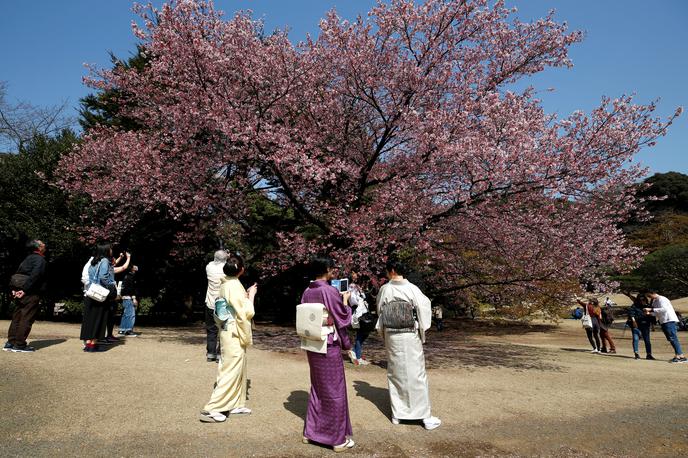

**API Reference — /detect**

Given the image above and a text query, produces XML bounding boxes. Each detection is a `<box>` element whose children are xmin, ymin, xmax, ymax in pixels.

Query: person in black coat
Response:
<box><xmin>4</xmin><ymin>240</ymin><xmax>47</xmax><ymax>352</ymax></box>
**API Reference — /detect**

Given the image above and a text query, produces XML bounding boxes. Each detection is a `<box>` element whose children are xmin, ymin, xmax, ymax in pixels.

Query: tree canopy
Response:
<box><xmin>57</xmin><ymin>0</ymin><xmax>681</xmax><ymax>312</ymax></box>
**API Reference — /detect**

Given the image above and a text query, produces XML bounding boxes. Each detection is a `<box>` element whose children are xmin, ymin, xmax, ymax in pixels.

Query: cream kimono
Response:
<box><xmin>203</xmin><ymin>276</ymin><xmax>255</xmax><ymax>413</ymax></box>
<box><xmin>376</xmin><ymin>279</ymin><xmax>433</xmax><ymax>420</ymax></box>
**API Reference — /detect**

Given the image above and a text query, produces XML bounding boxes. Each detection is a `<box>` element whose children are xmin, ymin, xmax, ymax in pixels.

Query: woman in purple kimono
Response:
<box><xmin>300</xmin><ymin>257</ymin><xmax>355</xmax><ymax>452</ymax></box>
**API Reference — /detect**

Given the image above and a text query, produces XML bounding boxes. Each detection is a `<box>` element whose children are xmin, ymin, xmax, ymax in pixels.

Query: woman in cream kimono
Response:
<box><xmin>199</xmin><ymin>254</ymin><xmax>257</xmax><ymax>422</ymax></box>
<box><xmin>376</xmin><ymin>257</ymin><xmax>441</xmax><ymax>430</ymax></box>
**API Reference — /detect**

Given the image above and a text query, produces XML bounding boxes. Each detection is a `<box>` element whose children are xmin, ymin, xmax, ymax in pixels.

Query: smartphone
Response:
<box><xmin>339</xmin><ymin>278</ymin><xmax>349</xmax><ymax>292</ymax></box>
<box><xmin>330</xmin><ymin>278</ymin><xmax>349</xmax><ymax>292</ymax></box>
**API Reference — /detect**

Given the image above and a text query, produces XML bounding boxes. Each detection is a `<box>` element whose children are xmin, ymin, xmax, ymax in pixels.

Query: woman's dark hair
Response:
<box><xmin>91</xmin><ymin>243</ymin><xmax>112</xmax><ymax>266</ymax></box>
<box><xmin>310</xmin><ymin>257</ymin><xmax>336</xmax><ymax>278</ymax></box>
<box><xmin>385</xmin><ymin>257</ymin><xmax>408</xmax><ymax>276</ymax></box>
<box><xmin>223</xmin><ymin>254</ymin><xmax>245</xmax><ymax>276</ymax></box>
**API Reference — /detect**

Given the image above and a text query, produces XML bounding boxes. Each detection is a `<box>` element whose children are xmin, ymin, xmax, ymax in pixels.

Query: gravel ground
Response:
<box><xmin>1</xmin><ymin>318</ymin><xmax>687</xmax><ymax>457</ymax></box>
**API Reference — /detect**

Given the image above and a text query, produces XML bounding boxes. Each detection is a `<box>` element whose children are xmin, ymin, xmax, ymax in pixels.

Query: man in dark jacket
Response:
<box><xmin>4</xmin><ymin>240</ymin><xmax>47</xmax><ymax>353</ymax></box>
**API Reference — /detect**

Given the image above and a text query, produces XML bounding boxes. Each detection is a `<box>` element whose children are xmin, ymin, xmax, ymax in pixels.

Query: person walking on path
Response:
<box><xmin>624</xmin><ymin>292</ymin><xmax>655</xmax><ymax>360</ymax></box>
<box><xmin>432</xmin><ymin>305</ymin><xmax>444</xmax><ymax>332</ymax></box>
<box><xmin>376</xmin><ymin>257</ymin><xmax>441</xmax><ymax>430</ymax></box>
<box><xmin>118</xmin><ymin>265</ymin><xmax>140</xmax><ymax>336</ymax></box>
<box><xmin>643</xmin><ymin>291</ymin><xmax>687</xmax><ymax>363</ymax></box>
<box><xmin>300</xmin><ymin>257</ymin><xmax>355</xmax><ymax>452</ymax></box>
<box><xmin>4</xmin><ymin>240</ymin><xmax>47</xmax><ymax>353</ymax></box>
<box><xmin>205</xmin><ymin>250</ymin><xmax>228</xmax><ymax>362</ymax></box>
<box><xmin>199</xmin><ymin>253</ymin><xmax>257</xmax><ymax>423</ymax></box>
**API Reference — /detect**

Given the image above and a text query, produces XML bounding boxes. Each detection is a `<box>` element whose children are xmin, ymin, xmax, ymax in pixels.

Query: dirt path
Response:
<box><xmin>1</xmin><ymin>318</ymin><xmax>687</xmax><ymax>457</ymax></box>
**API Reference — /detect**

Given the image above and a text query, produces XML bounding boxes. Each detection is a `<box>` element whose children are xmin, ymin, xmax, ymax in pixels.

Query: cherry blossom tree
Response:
<box><xmin>57</xmin><ymin>0</ymin><xmax>681</xmax><ymax>312</ymax></box>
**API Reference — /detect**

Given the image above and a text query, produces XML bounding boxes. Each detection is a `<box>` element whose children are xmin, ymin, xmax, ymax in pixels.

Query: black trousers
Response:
<box><xmin>205</xmin><ymin>307</ymin><xmax>220</xmax><ymax>356</ymax></box>
<box><xmin>106</xmin><ymin>301</ymin><xmax>116</xmax><ymax>337</ymax></box>
<box><xmin>585</xmin><ymin>324</ymin><xmax>601</xmax><ymax>350</ymax></box>
<box><xmin>7</xmin><ymin>294</ymin><xmax>41</xmax><ymax>347</ymax></box>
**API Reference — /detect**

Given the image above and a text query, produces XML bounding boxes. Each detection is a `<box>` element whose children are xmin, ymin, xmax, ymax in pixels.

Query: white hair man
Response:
<box><xmin>205</xmin><ymin>250</ymin><xmax>228</xmax><ymax>362</ymax></box>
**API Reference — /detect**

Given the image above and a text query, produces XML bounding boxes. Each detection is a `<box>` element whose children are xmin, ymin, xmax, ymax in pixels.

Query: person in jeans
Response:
<box><xmin>347</xmin><ymin>270</ymin><xmax>371</xmax><ymax>366</ymax></box>
<box><xmin>643</xmin><ymin>290</ymin><xmax>686</xmax><ymax>363</ymax></box>
<box><xmin>624</xmin><ymin>292</ymin><xmax>654</xmax><ymax>360</ymax></box>
<box><xmin>4</xmin><ymin>240</ymin><xmax>47</xmax><ymax>353</ymax></box>
<box><xmin>118</xmin><ymin>265</ymin><xmax>140</xmax><ymax>336</ymax></box>
<box><xmin>205</xmin><ymin>250</ymin><xmax>228</xmax><ymax>362</ymax></box>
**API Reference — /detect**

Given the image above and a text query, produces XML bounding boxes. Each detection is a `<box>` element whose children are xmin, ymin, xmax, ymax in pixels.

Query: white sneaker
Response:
<box><xmin>590</xmin><ymin>349</ymin><xmax>599</xmax><ymax>354</ymax></box>
<box><xmin>348</xmin><ymin>350</ymin><xmax>357</xmax><ymax>363</ymax></box>
<box><xmin>423</xmin><ymin>416</ymin><xmax>442</xmax><ymax>430</ymax></box>
<box><xmin>229</xmin><ymin>407</ymin><xmax>252</xmax><ymax>415</ymax></box>
<box><xmin>199</xmin><ymin>411</ymin><xmax>227</xmax><ymax>422</ymax></box>
<box><xmin>391</xmin><ymin>417</ymin><xmax>400</xmax><ymax>425</ymax></box>
<box><xmin>357</xmin><ymin>358</ymin><xmax>371</xmax><ymax>366</ymax></box>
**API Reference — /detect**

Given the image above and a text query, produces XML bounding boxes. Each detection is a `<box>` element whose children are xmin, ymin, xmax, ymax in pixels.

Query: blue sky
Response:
<box><xmin>1</xmin><ymin>0</ymin><xmax>686</xmax><ymax>174</ymax></box>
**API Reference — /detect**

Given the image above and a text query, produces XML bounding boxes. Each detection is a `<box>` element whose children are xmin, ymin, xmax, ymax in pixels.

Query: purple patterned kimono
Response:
<box><xmin>301</xmin><ymin>280</ymin><xmax>353</xmax><ymax>446</ymax></box>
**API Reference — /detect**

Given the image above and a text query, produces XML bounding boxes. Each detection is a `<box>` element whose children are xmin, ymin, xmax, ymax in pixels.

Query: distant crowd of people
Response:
<box><xmin>576</xmin><ymin>292</ymin><xmax>686</xmax><ymax>363</ymax></box>
<box><xmin>4</xmin><ymin>240</ymin><xmax>140</xmax><ymax>353</ymax></box>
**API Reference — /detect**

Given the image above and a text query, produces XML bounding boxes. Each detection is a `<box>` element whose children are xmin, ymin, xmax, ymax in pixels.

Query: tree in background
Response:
<box><xmin>0</xmin><ymin>130</ymin><xmax>87</xmax><ymax>316</ymax></box>
<box><xmin>620</xmin><ymin>172</ymin><xmax>688</xmax><ymax>297</ymax></box>
<box><xmin>57</xmin><ymin>0</ymin><xmax>680</xmax><ymax>316</ymax></box>
<box><xmin>0</xmin><ymin>81</ymin><xmax>73</xmax><ymax>153</ymax></box>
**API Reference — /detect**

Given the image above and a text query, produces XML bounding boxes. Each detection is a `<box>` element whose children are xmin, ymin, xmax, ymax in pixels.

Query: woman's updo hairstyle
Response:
<box><xmin>309</xmin><ymin>257</ymin><xmax>336</xmax><ymax>278</ymax></box>
<box><xmin>385</xmin><ymin>256</ymin><xmax>408</xmax><ymax>276</ymax></box>
<box><xmin>223</xmin><ymin>253</ymin><xmax>245</xmax><ymax>276</ymax></box>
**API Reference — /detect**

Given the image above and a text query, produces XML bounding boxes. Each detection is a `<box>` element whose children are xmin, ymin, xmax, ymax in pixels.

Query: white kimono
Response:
<box><xmin>376</xmin><ymin>279</ymin><xmax>433</xmax><ymax>420</ymax></box>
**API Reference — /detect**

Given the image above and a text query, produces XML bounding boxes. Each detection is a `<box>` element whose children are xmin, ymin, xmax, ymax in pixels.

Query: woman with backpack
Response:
<box><xmin>376</xmin><ymin>257</ymin><xmax>441</xmax><ymax>430</ymax></box>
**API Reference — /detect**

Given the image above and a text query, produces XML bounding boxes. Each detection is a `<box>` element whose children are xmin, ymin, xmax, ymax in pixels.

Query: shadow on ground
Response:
<box><xmin>143</xmin><ymin>319</ymin><xmax>563</xmax><ymax>371</ymax></box>
<box><xmin>252</xmin><ymin>322</ymin><xmax>562</xmax><ymax>371</ymax></box>
<box><xmin>31</xmin><ymin>338</ymin><xmax>67</xmax><ymax>350</ymax></box>
<box><xmin>353</xmin><ymin>380</ymin><xmax>391</xmax><ymax>420</ymax></box>
<box><xmin>284</xmin><ymin>389</ymin><xmax>308</xmax><ymax>421</ymax></box>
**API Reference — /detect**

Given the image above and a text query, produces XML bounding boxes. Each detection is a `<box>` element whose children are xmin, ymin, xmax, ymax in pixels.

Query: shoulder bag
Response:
<box><xmin>85</xmin><ymin>261</ymin><xmax>112</xmax><ymax>302</ymax></box>
<box><xmin>581</xmin><ymin>304</ymin><xmax>593</xmax><ymax>329</ymax></box>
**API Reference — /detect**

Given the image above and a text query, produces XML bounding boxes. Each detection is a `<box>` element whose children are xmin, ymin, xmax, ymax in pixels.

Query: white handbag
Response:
<box><xmin>581</xmin><ymin>305</ymin><xmax>593</xmax><ymax>329</ymax></box>
<box><xmin>85</xmin><ymin>283</ymin><xmax>110</xmax><ymax>302</ymax></box>
<box><xmin>84</xmin><ymin>261</ymin><xmax>111</xmax><ymax>302</ymax></box>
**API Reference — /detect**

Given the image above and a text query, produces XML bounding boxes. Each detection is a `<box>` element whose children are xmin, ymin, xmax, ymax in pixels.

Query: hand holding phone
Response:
<box><xmin>247</xmin><ymin>283</ymin><xmax>258</xmax><ymax>302</ymax></box>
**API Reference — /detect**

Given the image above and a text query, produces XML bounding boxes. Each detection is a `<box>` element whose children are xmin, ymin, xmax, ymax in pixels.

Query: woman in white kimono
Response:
<box><xmin>376</xmin><ymin>257</ymin><xmax>441</xmax><ymax>430</ymax></box>
<box><xmin>199</xmin><ymin>254</ymin><xmax>257</xmax><ymax>422</ymax></box>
